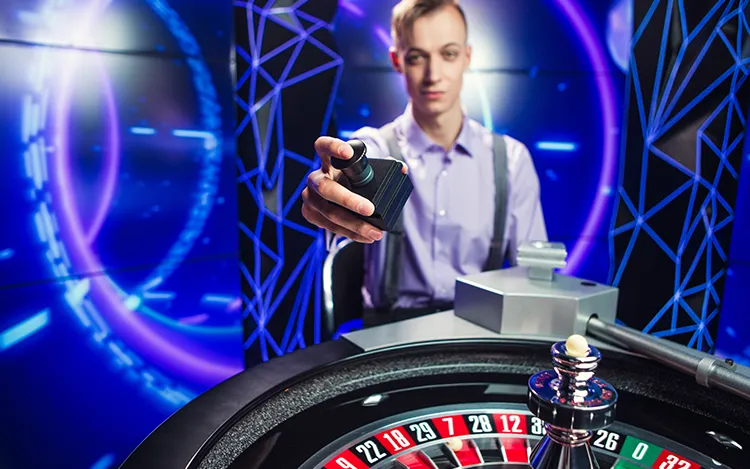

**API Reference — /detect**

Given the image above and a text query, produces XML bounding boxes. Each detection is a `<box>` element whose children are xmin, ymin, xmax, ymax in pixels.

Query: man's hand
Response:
<box><xmin>301</xmin><ymin>136</ymin><xmax>406</xmax><ymax>244</ymax></box>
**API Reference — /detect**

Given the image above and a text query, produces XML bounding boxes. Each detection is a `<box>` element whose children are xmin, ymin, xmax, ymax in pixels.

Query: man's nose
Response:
<box><xmin>424</xmin><ymin>57</ymin><xmax>444</xmax><ymax>83</ymax></box>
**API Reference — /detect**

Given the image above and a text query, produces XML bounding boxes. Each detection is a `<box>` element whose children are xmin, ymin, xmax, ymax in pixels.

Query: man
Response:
<box><xmin>301</xmin><ymin>0</ymin><xmax>547</xmax><ymax>321</ymax></box>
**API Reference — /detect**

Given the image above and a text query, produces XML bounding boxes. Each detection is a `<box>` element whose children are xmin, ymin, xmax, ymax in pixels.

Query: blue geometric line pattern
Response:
<box><xmin>234</xmin><ymin>0</ymin><xmax>343</xmax><ymax>363</ymax></box>
<box><xmin>609</xmin><ymin>0</ymin><xmax>749</xmax><ymax>352</ymax></box>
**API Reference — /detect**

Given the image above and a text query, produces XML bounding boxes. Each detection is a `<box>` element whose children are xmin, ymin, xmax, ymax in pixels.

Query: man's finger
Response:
<box><xmin>309</xmin><ymin>172</ymin><xmax>375</xmax><ymax>216</ymax></box>
<box><xmin>303</xmin><ymin>186</ymin><xmax>382</xmax><ymax>241</ymax></box>
<box><xmin>301</xmin><ymin>203</ymin><xmax>374</xmax><ymax>244</ymax></box>
<box><xmin>319</xmin><ymin>199</ymin><xmax>383</xmax><ymax>241</ymax></box>
<box><xmin>314</xmin><ymin>136</ymin><xmax>354</xmax><ymax>161</ymax></box>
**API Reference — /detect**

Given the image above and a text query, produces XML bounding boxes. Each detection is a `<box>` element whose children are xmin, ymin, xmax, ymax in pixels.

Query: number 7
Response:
<box><xmin>441</xmin><ymin>417</ymin><xmax>454</xmax><ymax>436</ymax></box>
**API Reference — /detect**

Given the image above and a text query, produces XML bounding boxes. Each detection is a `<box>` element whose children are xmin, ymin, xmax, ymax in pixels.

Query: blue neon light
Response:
<box><xmin>0</xmin><ymin>248</ymin><xmax>14</xmax><ymax>260</ymax></box>
<box><xmin>89</xmin><ymin>453</ymin><xmax>115</xmax><ymax>469</ymax></box>
<box><xmin>123</xmin><ymin>295</ymin><xmax>142</xmax><ymax>311</ymax></box>
<box><xmin>608</xmin><ymin>1</ymin><xmax>749</xmax><ymax>352</ymax></box>
<box><xmin>141</xmin><ymin>291</ymin><xmax>175</xmax><ymax>301</ymax></box>
<box><xmin>172</xmin><ymin>129</ymin><xmax>213</xmax><ymax>139</ymax></box>
<box><xmin>201</xmin><ymin>294</ymin><xmax>236</xmax><ymax>305</ymax></box>
<box><xmin>172</xmin><ymin>129</ymin><xmax>219</xmax><ymax>150</ymax></box>
<box><xmin>332</xmin><ymin>318</ymin><xmax>363</xmax><ymax>340</ymax></box>
<box><xmin>236</xmin><ymin>0</ymin><xmax>345</xmax><ymax>361</ymax></box>
<box><xmin>535</xmin><ymin>141</ymin><xmax>579</xmax><ymax>151</ymax></box>
<box><xmin>130</xmin><ymin>126</ymin><xmax>156</xmax><ymax>135</ymax></box>
<box><xmin>0</xmin><ymin>309</ymin><xmax>50</xmax><ymax>351</ymax></box>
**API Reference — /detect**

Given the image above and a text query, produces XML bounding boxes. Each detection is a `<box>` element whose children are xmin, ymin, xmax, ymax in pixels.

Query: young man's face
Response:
<box><xmin>391</xmin><ymin>6</ymin><xmax>471</xmax><ymax>119</ymax></box>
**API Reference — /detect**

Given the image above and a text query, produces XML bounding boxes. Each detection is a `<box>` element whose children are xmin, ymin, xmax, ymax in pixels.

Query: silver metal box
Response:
<box><xmin>454</xmin><ymin>246</ymin><xmax>619</xmax><ymax>338</ymax></box>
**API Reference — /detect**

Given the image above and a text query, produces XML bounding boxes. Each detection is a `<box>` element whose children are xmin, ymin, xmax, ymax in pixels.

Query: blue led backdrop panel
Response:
<box><xmin>0</xmin><ymin>1</ymin><xmax>237</xmax><ymax>468</ymax></box>
<box><xmin>609</xmin><ymin>0</ymin><xmax>750</xmax><ymax>351</ymax></box>
<box><xmin>235</xmin><ymin>0</ymin><xmax>342</xmax><ymax>365</ymax></box>
<box><xmin>234</xmin><ymin>0</ymin><xmax>750</xmax><ymax>366</ymax></box>
<box><xmin>236</xmin><ymin>0</ymin><xmax>632</xmax><ymax>364</ymax></box>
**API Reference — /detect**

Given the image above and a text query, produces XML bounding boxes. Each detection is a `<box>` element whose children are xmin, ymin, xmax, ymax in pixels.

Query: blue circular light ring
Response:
<box><xmin>137</xmin><ymin>0</ymin><xmax>225</xmax><ymax>298</ymax></box>
<box><xmin>21</xmin><ymin>0</ymin><xmax>234</xmax><ymax>407</ymax></box>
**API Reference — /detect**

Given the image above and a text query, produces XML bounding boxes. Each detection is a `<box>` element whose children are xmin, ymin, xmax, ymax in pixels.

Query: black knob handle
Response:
<box><xmin>331</xmin><ymin>140</ymin><xmax>374</xmax><ymax>187</ymax></box>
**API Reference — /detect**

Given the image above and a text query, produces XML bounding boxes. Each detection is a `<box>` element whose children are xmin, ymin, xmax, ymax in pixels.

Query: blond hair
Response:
<box><xmin>390</xmin><ymin>0</ymin><xmax>468</xmax><ymax>48</ymax></box>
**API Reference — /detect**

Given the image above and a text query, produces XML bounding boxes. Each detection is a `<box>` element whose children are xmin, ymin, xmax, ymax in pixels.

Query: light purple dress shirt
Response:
<box><xmin>344</xmin><ymin>104</ymin><xmax>548</xmax><ymax>309</ymax></box>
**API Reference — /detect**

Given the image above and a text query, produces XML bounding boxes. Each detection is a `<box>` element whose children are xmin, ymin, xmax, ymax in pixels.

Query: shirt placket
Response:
<box><xmin>432</xmin><ymin>149</ymin><xmax>451</xmax><ymax>299</ymax></box>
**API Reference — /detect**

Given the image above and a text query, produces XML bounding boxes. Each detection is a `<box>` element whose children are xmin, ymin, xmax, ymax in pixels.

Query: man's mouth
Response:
<box><xmin>422</xmin><ymin>90</ymin><xmax>444</xmax><ymax>99</ymax></box>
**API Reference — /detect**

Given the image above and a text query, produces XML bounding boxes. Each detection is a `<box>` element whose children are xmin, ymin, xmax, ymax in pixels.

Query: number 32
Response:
<box><xmin>660</xmin><ymin>455</ymin><xmax>691</xmax><ymax>469</ymax></box>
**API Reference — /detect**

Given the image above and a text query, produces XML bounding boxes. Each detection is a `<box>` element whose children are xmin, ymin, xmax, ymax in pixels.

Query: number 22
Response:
<box><xmin>354</xmin><ymin>441</ymin><xmax>386</xmax><ymax>464</ymax></box>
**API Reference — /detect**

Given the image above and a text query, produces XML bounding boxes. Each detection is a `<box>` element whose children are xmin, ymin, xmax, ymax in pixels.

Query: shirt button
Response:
<box><xmin>438</xmin><ymin>209</ymin><xmax>446</xmax><ymax>217</ymax></box>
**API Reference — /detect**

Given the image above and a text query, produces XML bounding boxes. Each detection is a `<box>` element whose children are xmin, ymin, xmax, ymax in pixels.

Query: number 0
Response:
<box><xmin>632</xmin><ymin>442</ymin><xmax>648</xmax><ymax>460</ymax></box>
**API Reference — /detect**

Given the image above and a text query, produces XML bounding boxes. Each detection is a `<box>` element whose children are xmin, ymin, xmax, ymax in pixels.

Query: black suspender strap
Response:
<box><xmin>376</xmin><ymin>125</ymin><xmax>508</xmax><ymax>309</ymax></box>
<box><xmin>484</xmin><ymin>133</ymin><xmax>509</xmax><ymax>271</ymax></box>
<box><xmin>378</xmin><ymin>123</ymin><xmax>405</xmax><ymax>309</ymax></box>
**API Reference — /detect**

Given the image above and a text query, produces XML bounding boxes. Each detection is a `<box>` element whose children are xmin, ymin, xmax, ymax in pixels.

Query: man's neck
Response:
<box><xmin>411</xmin><ymin>103</ymin><xmax>464</xmax><ymax>150</ymax></box>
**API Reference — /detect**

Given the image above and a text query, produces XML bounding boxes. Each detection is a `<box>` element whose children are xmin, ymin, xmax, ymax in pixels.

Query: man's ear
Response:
<box><xmin>465</xmin><ymin>43</ymin><xmax>472</xmax><ymax>68</ymax></box>
<box><xmin>389</xmin><ymin>47</ymin><xmax>403</xmax><ymax>73</ymax></box>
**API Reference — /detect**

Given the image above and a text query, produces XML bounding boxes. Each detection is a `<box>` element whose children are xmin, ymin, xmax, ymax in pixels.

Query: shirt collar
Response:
<box><xmin>397</xmin><ymin>103</ymin><xmax>478</xmax><ymax>159</ymax></box>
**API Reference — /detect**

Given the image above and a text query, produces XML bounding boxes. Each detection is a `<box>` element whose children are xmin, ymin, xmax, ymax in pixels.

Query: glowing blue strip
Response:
<box><xmin>652</xmin><ymin>324</ymin><xmax>699</xmax><ymax>338</ymax></box>
<box><xmin>108</xmin><ymin>342</ymin><xmax>134</xmax><ymax>367</ymax></box>
<box><xmin>201</xmin><ymin>294</ymin><xmax>236</xmax><ymax>305</ymax></box>
<box><xmin>0</xmin><ymin>248</ymin><xmax>14</xmax><ymax>260</ymax></box>
<box><xmin>0</xmin><ymin>309</ymin><xmax>50</xmax><ymax>351</ymax></box>
<box><xmin>338</xmin><ymin>130</ymin><xmax>354</xmax><ymax>139</ymax></box>
<box><xmin>172</xmin><ymin>129</ymin><xmax>214</xmax><ymax>139</ymax></box>
<box><xmin>90</xmin><ymin>453</ymin><xmax>115</xmax><ymax>469</ymax></box>
<box><xmin>124</xmin><ymin>295</ymin><xmax>142</xmax><ymax>311</ymax></box>
<box><xmin>142</xmin><ymin>291</ymin><xmax>175</xmax><ymax>300</ymax></box>
<box><xmin>535</xmin><ymin>141</ymin><xmax>578</xmax><ymax>152</ymax></box>
<box><xmin>130</xmin><ymin>126</ymin><xmax>156</xmax><ymax>135</ymax></box>
<box><xmin>22</xmin><ymin>94</ymin><xmax>33</xmax><ymax>143</ymax></box>
<box><xmin>332</xmin><ymin>318</ymin><xmax>363</xmax><ymax>340</ymax></box>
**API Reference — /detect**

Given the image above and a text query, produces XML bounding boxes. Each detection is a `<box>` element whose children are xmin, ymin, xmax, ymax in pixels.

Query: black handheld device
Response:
<box><xmin>331</xmin><ymin>140</ymin><xmax>413</xmax><ymax>232</ymax></box>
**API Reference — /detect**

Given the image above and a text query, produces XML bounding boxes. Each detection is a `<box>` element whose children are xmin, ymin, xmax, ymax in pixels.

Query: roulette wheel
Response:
<box><xmin>118</xmin><ymin>245</ymin><xmax>750</xmax><ymax>469</ymax></box>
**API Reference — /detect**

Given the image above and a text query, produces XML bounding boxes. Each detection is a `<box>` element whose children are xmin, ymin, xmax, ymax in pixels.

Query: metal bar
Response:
<box><xmin>322</xmin><ymin>238</ymin><xmax>355</xmax><ymax>338</ymax></box>
<box><xmin>586</xmin><ymin>317</ymin><xmax>750</xmax><ymax>402</ymax></box>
